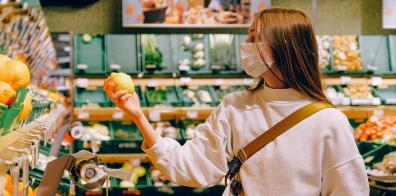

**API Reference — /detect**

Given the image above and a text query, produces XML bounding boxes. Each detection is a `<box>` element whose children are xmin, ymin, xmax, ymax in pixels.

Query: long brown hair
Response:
<box><xmin>248</xmin><ymin>8</ymin><xmax>329</xmax><ymax>102</ymax></box>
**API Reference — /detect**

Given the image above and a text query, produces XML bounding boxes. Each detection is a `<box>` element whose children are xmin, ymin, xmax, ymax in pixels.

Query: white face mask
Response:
<box><xmin>240</xmin><ymin>43</ymin><xmax>275</xmax><ymax>78</ymax></box>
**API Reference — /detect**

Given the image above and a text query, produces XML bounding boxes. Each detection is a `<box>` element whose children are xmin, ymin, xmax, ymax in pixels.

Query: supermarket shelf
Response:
<box><xmin>98</xmin><ymin>153</ymin><xmax>149</xmax><ymax>163</ymax></box>
<box><xmin>74</xmin><ymin>106</ymin><xmax>396</xmax><ymax>121</ymax></box>
<box><xmin>73</xmin><ymin>77</ymin><xmax>396</xmax><ymax>88</ymax></box>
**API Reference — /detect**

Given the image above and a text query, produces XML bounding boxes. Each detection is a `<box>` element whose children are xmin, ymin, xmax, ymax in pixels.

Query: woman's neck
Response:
<box><xmin>262</xmin><ymin>67</ymin><xmax>288</xmax><ymax>89</ymax></box>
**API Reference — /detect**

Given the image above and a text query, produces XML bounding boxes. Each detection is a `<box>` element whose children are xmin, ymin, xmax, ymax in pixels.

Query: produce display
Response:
<box><xmin>214</xmin><ymin>85</ymin><xmax>246</xmax><ymax>101</ymax></box>
<box><xmin>119</xmin><ymin>160</ymin><xmax>147</xmax><ymax>188</ymax></box>
<box><xmin>113</xmin><ymin>122</ymin><xmax>141</xmax><ymax>140</ymax></box>
<box><xmin>332</xmin><ymin>35</ymin><xmax>363</xmax><ymax>71</ymax></box>
<box><xmin>142</xmin><ymin>35</ymin><xmax>164</xmax><ymax>71</ymax></box>
<box><xmin>209</xmin><ymin>34</ymin><xmax>237</xmax><ymax>71</ymax></box>
<box><xmin>181</xmin><ymin>86</ymin><xmax>214</xmax><ymax>107</ymax></box>
<box><xmin>316</xmin><ymin>35</ymin><xmax>331</xmax><ymax>69</ymax></box>
<box><xmin>152</xmin><ymin>121</ymin><xmax>181</xmax><ymax>139</ymax></box>
<box><xmin>343</xmin><ymin>84</ymin><xmax>374</xmax><ymax>99</ymax></box>
<box><xmin>178</xmin><ymin>34</ymin><xmax>207</xmax><ymax>71</ymax></box>
<box><xmin>324</xmin><ymin>86</ymin><xmax>349</xmax><ymax>105</ymax></box>
<box><xmin>145</xmin><ymin>86</ymin><xmax>182</xmax><ymax>106</ymax></box>
<box><xmin>354</xmin><ymin>115</ymin><xmax>396</xmax><ymax>142</ymax></box>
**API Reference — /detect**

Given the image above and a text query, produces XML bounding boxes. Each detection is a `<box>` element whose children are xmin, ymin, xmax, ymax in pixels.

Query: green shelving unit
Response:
<box><xmin>73</xmin><ymin>87</ymin><xmax>109</xmax><ymax>107</ymax></box>
<box><xmin>359</xmin><ymin>35</ymin><xmax>392</xmax><ymax>74</ymax></box>
<box><xmin>106</xmin><ymin>34</ymin><xmax>140</xmax><ymax>75</ymax></box>
<box><xmin>74</xmin><ymin>34</ymin><xmax>107</xmax><ymax>75</ymax></box>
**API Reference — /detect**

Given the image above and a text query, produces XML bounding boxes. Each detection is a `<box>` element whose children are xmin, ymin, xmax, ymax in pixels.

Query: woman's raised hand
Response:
<box><xmin>103</xmin><ymin>77</ymin><xmax>144</xmax><ymax>121</ymax></box>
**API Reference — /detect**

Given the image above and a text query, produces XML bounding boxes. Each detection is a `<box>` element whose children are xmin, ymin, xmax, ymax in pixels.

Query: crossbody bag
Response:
<box><xmin>225</xmin><ymin>101</ymin><xmax>334</xmax><ymax>196</ymax></box>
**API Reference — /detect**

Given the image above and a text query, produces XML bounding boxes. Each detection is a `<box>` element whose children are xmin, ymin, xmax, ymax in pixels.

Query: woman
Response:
<box><xmin>104</xmin><ymin>8</ymin><xmax>369</xmax><ymax>196</ymax></box>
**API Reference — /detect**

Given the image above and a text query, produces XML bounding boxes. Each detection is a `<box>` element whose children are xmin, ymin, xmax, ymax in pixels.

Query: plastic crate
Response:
<box><xmin>359</xmin><ymin>35</ymin><xmax>392</xmax><ymax>74</ymax></box>
<box><xmin>145</xmin><ymin>86</ymin><xmax>183</xmax><ymax>107</ymax></box>
<box><xmin>106</xmin><ymin>34</ymin><xmax>140</xmax><ymax>75</ymax></box>
<box><xmin>111</xmin><ymin>121</ymin><xmax>143</xmax><ymax>153</ymax></box>
<box><xmin>212</xmin><ymin>85</ymin><xmax>247</xmax><ymax>105</ymax></box>
<box><xmin>389</xmin><ymin>35</ymin><xmax>396</xmax><ymax>73</ymax></box>
<box><xmin>74</xmin><ymin>87</ymin><xmax>109</xmax><ymax>107</ymax></box>
<box><xmin>178</xmin><ymin>85</ymin><xmax>219</xmax><ymax>107</ymax></box>
<box><xmin>373</xmin><ymin>85</ymin><xmax>396</xmax><ymax>105</ymax></box>
<box><xmin>0</xmin><ymin>88</ymin><xmax>28</xmax><ymax>135</ymax></box>
<box><xmin>74</xmin><ymin>34</ymin><xmax>107</xmax><ymax>75</ymax></box>
<box><xmin>208</xmin><ymin>34</ymin><xmax>244</xmax><ymax>76</ymax></box>
<box><xmin>171</xmin><ymin>34</ymin><xmax>212</xmax><ymax>76</ymax></box>
<box><xmin>140</xmin><ymin>34</ymin><xmax>175</xmax><ymax>76</ymax></box>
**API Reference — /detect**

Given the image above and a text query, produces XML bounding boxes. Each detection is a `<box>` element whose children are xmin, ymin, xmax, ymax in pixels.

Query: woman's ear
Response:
<box><xmin>246</xmin><ymin>22</ymin><xmax>256</xmax><ymax>43</ymax></box>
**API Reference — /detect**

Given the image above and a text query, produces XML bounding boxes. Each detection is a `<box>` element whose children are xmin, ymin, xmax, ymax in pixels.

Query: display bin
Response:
<box><xmin>359</xmin><ymin>35</ymin><xmax>392</xmax><ymax>74</ymax></box>
<box><xmin>212</xmin><ymin>85</ymin><xmax>247</xmax><ymax>105</ymax></box>
<box><xmin>74</xmin><ymin>87</ymin><xmax>109</xmax><ymax>107</ymax></box>
<box><xmin>145</xmin><ymin>86</ymin><xmax>183</xmax><ymax>107</ymax></box>
<box><xmin>111</xmin><ymin>121</ymin><xmax>143</xmax><ymax>153</ymax></box>
<box><xmin>74</xmin><ymin>34</ymin><xmax>107</xmax><ymax>75</ymax></box>
<box><xmin>235</xmin><ymin>34</ymin><xmax>248</xmax><ymax>75</ymax></box>
<box><xmin>177</xmin><ymin>85</ymin><xmax>219</xmax><ymax>107</ymax></box>
<box><xmin>325</xmin><ymin>85</ymin><xmax>351</xmax><ymax>106</ymax></box>
<box><xmin>316</xmin><ymin>35</ymin><xmax>334</xmax><ymax>73</ymax></box>
<box><xmin>208</xmin><ymin>34</ymin><xmax>244</xmax><ymax>76</ymax></box>
<box><xmin>0</xmin><ymin>88</ymin><xmax>28</xmax><ymax>135</ymax></box>
<box><xmin>152</xmin><ymin>120</ymin><xmax>184</xmax><ymax>144</ymax></box>
<box><xmin>30</xmin><ymin>168</ymin><xmax>70</xmax><ymax>195</ymax></box>
<box><xmin>171</xmin><ymin>34</ymin><xmax>212</xmax><ymax>76</ymax></box>
<box><xmin>73</xmin><ymin>122</ymin><xmax>113</xmax><ymax>154</ymax></box>
<box><xmin>389</xmin><ymin>35</ymin><xmax>396</xmax><ymax>73</ymax></box>
<box><xmin>140</xmin><ymin>34</ymin><xmax>175</xmax><ymax>76</ymax></box>
<box><xmin>373</xmin><ymin>85</ymin><xmax>396</xmax><ymax>105</ymax></box>
<box><xmin>110</xmin><ymin>86</ymin><xmax>146</xmax><ymax>107</ymax></box>
<box><xmin>106</xmin><ymin>34</ymin><xmax>140</xmax><ymax>75</ymax></box>
<box><xmin>76</xmin><ymin>178</ymin><xmax>117</xmax><ymax>196</ymax></box>
<box><xmin>356</xmin><ymin>141</ymin><xmax>388</xmax><ymax>160</ymax></box>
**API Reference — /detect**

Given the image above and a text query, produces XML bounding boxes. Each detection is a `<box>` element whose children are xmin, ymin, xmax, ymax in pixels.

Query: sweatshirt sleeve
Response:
<box><xmin>321</xmin><ymin>157</ymin><xmax>369</xmax><ymax>196</ymax></box>
<box><xmin>141</xmin><ymin>102</ymin><xmax>232</xmax><ymax>188</ymax></box>
<box><xmin>320</xmin><ymin>109</ymin><xmax>369</xmax><ymax>196</ymax></box>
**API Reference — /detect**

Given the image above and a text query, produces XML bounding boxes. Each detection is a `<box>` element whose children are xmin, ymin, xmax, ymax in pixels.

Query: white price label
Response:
<box><xmin>78</xmin><ymin>112</ymin><xmax>89</xmax><ymax>119</ymax></box>
<box><xmin>149</xmin><ymin>111</ymin><xmax>161</xmax><ymax>122</ymax></box>
<box><xmin>77</xmin><ymin>64</ymin><xmax>88</xmax><ymax>70</ymax></box>
<box><xmin>112</xmin><ymin>111</ymin><xmax>124</xmax><ymax>119</ymax></box>
<box><xmin>372</xmin><ymin>97</ymin><xmax>381</xmax><ymax>105</ymax></box>
<box><xmin>186</xmin><ymin>111</ymin><xmax>198</xmax><ymax>119</ymax></box>
<box><xmin>342</xmin><ymin>98</ymin><xmax>351</xmax><ymax>105</ymax></box>
<box><xmin>385</xmin><ymin>98</ymin><xmax>396</xmax><ymax>104</ymax></box>
<box><xmin>373</xmin><ymin>109</ymin><xmax>384</xmax><ymax>117</ymax></box>
<box><xmin>340</xmin><ymin>76</ymin><xmax>352</xmax><ymax>85</ymax></box>
<box><xmin>243</xmin><ymin>78</ymin><xmax>253</xmax><ymax>85</ymax></box>
<box><xmin>371</xmin><ymin>77</ymin><xmax>383</xmax><ymax>86</ymax></box>
<box><xmin>147</xmin><ymin>80</ymin><xmax>158</xmax><ymax>87</ymax></box>
<box><xmin>180</xmin><ymin>77</ymin><xmax>192</xmax><ymax>83</ymax></box>
<box><xmin>110</xmin><ymin>64</ymin><xmax>121</xmax><ymax>70</ymax></box>
<box><xmin>214</xmin><ymin>79</ymin><xmax>223</xmax><ymax>86</ymax></box>
<box><xmin>76</xmin><ymin>78</ymin><xmax>89</xmax><ymax>88</ymax></box>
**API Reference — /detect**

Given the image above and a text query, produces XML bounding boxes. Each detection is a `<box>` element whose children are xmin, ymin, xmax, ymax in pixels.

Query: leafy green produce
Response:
<box><xmin>209</xmin><ymin>34</ymin><xmax>236</xmax><ymax>71</ymax></box>
<box><xmin>147</xmin><ymin>87</ymin><xmax>168</xmax><ymax>103</ymax></box>
<box><xmin>142</xmin><ymin>35</ymin><xmax>163</xmax><ymax>70</ymax></box>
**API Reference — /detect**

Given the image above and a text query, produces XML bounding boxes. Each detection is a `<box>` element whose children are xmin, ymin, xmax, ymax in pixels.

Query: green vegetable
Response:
<box><xmin>209</xmin><ymin>35</ymin><xmax>236</xmax><ymax>71</ymax></box>
<box><xmin>142</xmin><ymin>35</ymin><xmax>163</xmax><ymax>70</ymax></box>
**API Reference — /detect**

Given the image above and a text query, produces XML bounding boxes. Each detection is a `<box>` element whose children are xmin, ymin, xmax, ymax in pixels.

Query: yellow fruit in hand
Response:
<box><xmin>110</xmin><ymin>72</ymin><xmax>135</xmax><ymax>93</ymax></box>
<box><xmin>0</xmin><ymin>81</ymin><xmax>16</xmax><ymax>106</ymax></box>
<box><xmin>19</xmin><ymin>93</ymin><xmax>32</xmax><ymax>120</ymax></box>
<box><xmin>0</xmin><ymin>54</ymin><xmax>11</xmax><ymax>65</ymax></box>
<box><xmin>0</xmin><ymin>60</ymin><xmax>31</xmax><ymax>90</ymax></box>
<box><xmin>2</xmin><ymin>190</ymin><xmax>11</xmax><ymax>196</ymax></box>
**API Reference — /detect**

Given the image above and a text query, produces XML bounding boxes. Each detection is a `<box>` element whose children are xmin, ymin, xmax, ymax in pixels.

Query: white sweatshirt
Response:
<box><xmin>142</xmin><ymin>85</ymin><xmax>369</xmax><ymax>196</ymax></box>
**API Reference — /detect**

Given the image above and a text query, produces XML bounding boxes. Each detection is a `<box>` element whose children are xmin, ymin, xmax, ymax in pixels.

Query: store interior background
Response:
<box><xmin>41</xmin><ymin>0</ymin><xmax>396</xmax><ymax>35</ymax></box>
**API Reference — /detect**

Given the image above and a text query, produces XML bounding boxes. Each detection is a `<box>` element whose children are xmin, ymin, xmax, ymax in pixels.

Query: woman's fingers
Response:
<box><xmin>120</xmin><ymin>94</ymin><xmax>133</xmax><ymax>104</ymax></box>
<box><xmin>103</xmin><ymin>77</ymin><xmax>110</xmax><ymax>91</ymax></box>
<box><xmin>110</xmin><ymin>90</ymin><xmax>128</xmax><ymax>104</ymax></box>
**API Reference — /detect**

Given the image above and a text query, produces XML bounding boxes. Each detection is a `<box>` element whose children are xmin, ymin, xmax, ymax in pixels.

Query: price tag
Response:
<box><xmin>214</xmin><ymin>79</ymin><xmax>223</xmax><ymax>86</ymax></box>
<box><xmin>149</xmin><ymin>111</ymin><xmax>161</xmax><ymax>122</ymax></box>
<box><xmin>77</xmin><ymin>64</ymin><xmax>88</xmax><ymax>70</ymax></box>
<box><xmin>373</xmin><ymin>109</ymin><xmax>384</xmax><ymax>117</ymax></box>
<box><xmin>147</xmin><ymin>80</ymin><xmax>158</xmax><ymax>87</ymax></box>
<box><xmin>372</xmin><ymin>97</ymin><xmax>381</xmax><ymax>105</ymax></box>
<box><xmin>385</xmin><ymin>98</ymin><xmax>396</xmax><ymax>104</ymax></box>
<box><xmin>340</xmin><ymin>76</ymin><xmax>352</xmax><ymax>85</ymax></box>
<box><xmin>76</xmin><ymin>78</ymin><xmax>88</xmax><ymax>88</ymax></box>
<box><xmin>112</xmin><ymin>111</ymin><xmax>124</xmax><ymax>119</ymax></box>
<box><xmin>243</xmin><ymin>78</ymin><xmax>253</xmax><ymax>85</ymax></box>
<box><xmin>371</xmin><ymin>77</ymin><xmax>383</xmax><ymax>86</ymax></box>
<box><xmin>186</xmin><ymin>111</ymin><xmax>198</xmax><ymax>119</ymax></box>
<box><xmin>78</xmin><ymin>112</ymin><xmax>89</xmax><ymax>119</ymax></box>
<box><xmin>180</xmin><ymin>77</ymin><xmax>192</xmax><ymax>83</ymax></box>
<box><xmin>342</xmin><ymin>97</ymin><xmax>351</xmax><ymax>105</ymax></box>
<box><xmin>110</xmin><ymin>64</ymin><xmax>121</xmax><ymax>70</ymax></box>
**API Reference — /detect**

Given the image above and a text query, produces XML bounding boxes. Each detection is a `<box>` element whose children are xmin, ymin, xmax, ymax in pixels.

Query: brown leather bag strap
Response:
<box><xmin>236</xmin><ymin>101</ymin><xmax>334</xmax><ymax>163</ymax></box>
